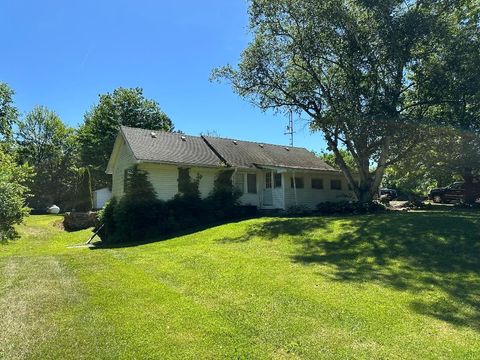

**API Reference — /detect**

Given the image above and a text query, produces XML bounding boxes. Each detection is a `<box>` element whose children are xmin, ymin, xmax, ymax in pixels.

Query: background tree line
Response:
<box><xmin>0</xmin><ymin>85</ymin><xmax>173</xmax><ymax>241</ymax></box>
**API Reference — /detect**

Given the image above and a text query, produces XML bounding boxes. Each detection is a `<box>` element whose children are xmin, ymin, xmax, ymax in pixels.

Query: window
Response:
<box><xmin>235</xmin><ymin>173</ymin><xmax>245</xmax><ymax>194</ymax></box>
<box><xmin>274</xmin><ymin>173</ymin><xmax>282</xmax><ymax>188</ymax></box>
<box><xmin>123</xmin><ymin>168</ymin><xmax>133</xmax><ymax>193</ymax></box>
<box><xmin>331</xmin><ymin>179</ymin><xmax>342</xmax><ymax>190</ymax></box>
<box><xmin>311</xmin><ymin>178</ymin><xmax>324</xmax><ymax>189</ymax></box>
<box><xmin>247</xmin><ymin>174</ymin><xmax>257</xmax><ymax>193</ymax></box>
<box><xmin>290</xmin><ymin>176</ymin><xmax>304</xmax><ymax>189</ymax></box>
<box><xmin>265</xmin><ymin>173</ymin><xmax>272</xmax><ymax>188</ymax></box>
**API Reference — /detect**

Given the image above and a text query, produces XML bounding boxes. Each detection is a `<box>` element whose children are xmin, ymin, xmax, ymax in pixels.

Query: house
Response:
<box><xmin>106</xmin><ymin>126</ymin><xmax>355</xmax><ymax>210</ymax></box>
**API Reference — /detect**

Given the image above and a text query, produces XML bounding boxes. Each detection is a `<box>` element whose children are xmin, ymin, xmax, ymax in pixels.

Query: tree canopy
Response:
<box><xmin>409</xmin><ymin>4</ymin><xmax>480</xmax><ymax>202</ymax></box>
<box><xmin>78</xmin><ymin>87</ymin><xmax>174</xmax><ymax>188</ymax></box>
<box><xmin>213</xmin><ymin>0</ymin><xmax>475</xmax><ymax>202</ymax></box>
<box><xmin>16</xmin><ymin>106</ymin><xmax>79</xmax><ymax>210</ymax></box>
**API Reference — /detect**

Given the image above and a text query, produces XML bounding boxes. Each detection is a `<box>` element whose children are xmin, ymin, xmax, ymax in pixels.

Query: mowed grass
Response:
<box><xmin>1</xmin><ymin>210</ymin><xmax>480</xmax><ymax>359</ymax></box>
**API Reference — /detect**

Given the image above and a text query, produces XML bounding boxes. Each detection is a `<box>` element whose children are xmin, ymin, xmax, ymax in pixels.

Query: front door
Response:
<box><xmin>263</xmin><ymin>172</ymin><xmax>273</xmax><ymax>206</ymax></box>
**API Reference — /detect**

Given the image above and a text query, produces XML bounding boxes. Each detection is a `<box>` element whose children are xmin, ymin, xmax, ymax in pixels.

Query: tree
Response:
<box><xmin>319</xmin><ymin>149</ymin><xmax>356</xmax><ymax>171</ymax></box>
<box><xmin>0</xmin><ymin>146</ymin><xmax>33</xmax><ymax>242</ymax></box>
<box><xmin>0</xmin><ymin>82</ymin><xmax>18</xmax><ymax>142</ymax></box>
<box><xmin>78</xmin><ymin>87</ymin><xmax>174</xmax><ymax>188</ymax></box>
<box><xmin>213</xmin><ymin>0</ymin><xmax>459</xmax><ymax>203</ymax></box>
<box><xmin>124</xmin><ymin>165</ymin><xmax>157</xmax><ymax>201</ymax></box>
<box><xmin>411</xmin><ymin>5</ymin><xmax>480</xmax><ymax>203</ymax></box>
<box><xmin>16</xmin><ymin>106</ymin><xmax>79</xmax><ymax>210</ymax></box>
<box><xmin>75</xmin><ymin>168</ymin><xmax>93</xmax><ymax>212</ymax></box>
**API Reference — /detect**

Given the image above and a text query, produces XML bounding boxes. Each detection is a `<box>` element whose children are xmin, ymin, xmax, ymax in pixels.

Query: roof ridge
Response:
<box><xmin>200</xmin><ymin>136</ymin><xmax>230</xmax><ymax>166</ymax></box>
<box><xmin>121</xmin><ymin>126</ymin><xmax>201</xmax><ymax>139</ymax></box>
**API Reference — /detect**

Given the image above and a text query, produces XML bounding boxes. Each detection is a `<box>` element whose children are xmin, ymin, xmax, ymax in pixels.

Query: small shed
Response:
<box><xmin>93</xmin><ymin>187</ymin><xmax>112</xmax><ymax>209</ymax></box>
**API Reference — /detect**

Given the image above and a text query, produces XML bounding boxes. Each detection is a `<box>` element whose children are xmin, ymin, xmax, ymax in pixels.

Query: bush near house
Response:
<box><xmin>98</xmin><ymin>166</ymin><xmax>248</xmax><ymax>243</ymax></box>
<box><xmin>316</xmin><ymin>200</ymin><xmax>387</xmax><ymax>215</ymax></box>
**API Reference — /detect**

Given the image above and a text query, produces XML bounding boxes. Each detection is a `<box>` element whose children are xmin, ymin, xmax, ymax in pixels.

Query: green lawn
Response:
<box><xmin>1</xmin><ymin>210</ymin><xmax>479</xmax><ymax>359</ymax></box>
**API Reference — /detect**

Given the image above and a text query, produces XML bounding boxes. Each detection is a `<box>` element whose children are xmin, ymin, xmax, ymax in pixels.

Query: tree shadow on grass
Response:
<box><xmin>90</xmin><ymin>216</ymin><xmax>260</xmax><ymax>249</ymax></box>
<box><xmin>220</xmin><ymin>211</ymin><xmax>480</xmax><ymax>331</ymax></box>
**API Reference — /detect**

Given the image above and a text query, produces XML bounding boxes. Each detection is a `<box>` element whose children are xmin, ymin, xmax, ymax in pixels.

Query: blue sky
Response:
<box><xmin>0</xmin><ymin>0</ymin><xmax>327</xmax><ymax>153</ymax></box>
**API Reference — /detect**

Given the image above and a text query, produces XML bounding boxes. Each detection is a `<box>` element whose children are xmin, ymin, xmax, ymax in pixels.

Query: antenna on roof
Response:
<box><xmin>284</xmin><ymin>110</ymin><xmax>295</xmax><ymax>147</ymax></box>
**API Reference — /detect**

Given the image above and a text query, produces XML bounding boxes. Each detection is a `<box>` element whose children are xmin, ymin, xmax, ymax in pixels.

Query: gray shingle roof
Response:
<box><xmin>120</xmin><ymin>126</ymin><xmax>336</xmax><ymax>171</ymax></box>
<box><xmin>204</xmin><ymin>136</ymin><xmax>336</xmax><ymax>171</ymax></box>
<box><xmin>121</xmin><ymin>126</ymin><xmax>223</xmax><ymax>167</ymax></box>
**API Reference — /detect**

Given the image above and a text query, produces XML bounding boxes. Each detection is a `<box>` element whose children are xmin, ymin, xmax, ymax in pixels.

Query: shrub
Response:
<box><xmin>207</xmin><ymin>170</ymin><xmax>242</xmax><ymax>219</ymax></box>
<box><xmin>97</xmin><ymin>197</ymin><xmax>117</xmax><ymax>241</ymax></box>
<box><xmin>316</xmin><ymin>201</ymin><xmax>387</xmax><ymax>215</ymax></box>
<box><xmin>286</xmin><ymin>205</ymin><xmax>311</xmax><ymax>215</ymax></box>
<box><xmin>0</xmin><ymin>147</ymin><xmax>33</xmax><ymax>242</ymax></box>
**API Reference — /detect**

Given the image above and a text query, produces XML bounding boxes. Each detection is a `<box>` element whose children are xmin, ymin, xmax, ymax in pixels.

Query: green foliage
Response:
<box><xmin>319</xmin><ymin>149</ymin><xmax>356</xmax><ymax>171</ymax></box>
<box><xmin>409</xmin><ymin>6</ymin><xmax>480</xmax><ymax>203</ymax></box>
<box><xmin>78</xmin><ymin>87</ymin><xmax>173</xmax><ymax>188</ymax></box>
<box><xmin>124</xmin><ymin>165</ymin><xmax>157</xmax><ymax>200</ymax></box>
<box><xmin>16</xmin><ymin>105</ymin><xmax>80</xmax><ymax>211</ymax></box>
<box><xmin>316</xmin><ymin>200</ymin><xmax>386</xmax><ymax>215</ymax></box>
<box><xmin>0</xmin><ymin>82</ymin><xmax>18</xmax><ymax>142</ymax></box>
<box><xmin>0</xmin><ymin>146</ymin><xmax>34</xmax><ymax>241</ymax></box>
<box><xmin>97</xmin><ymin>197</ymin><xmax>117</xmax><ymax>240</ymax></box>
<box><xmin>212</xmin><ymin>0</ymin><xmax>454</xmax><ymax>202</ymax></box>
<box><xmin>75</xmin><ymin>168</ymin><xmax>93</xmax><ymax>212</ymax></box>
<box><xmin>207</xmin><ymin>170</ymin><xmax>242</xmax><ymax>216</ymax></box>
<box><xmin>177</xmin><ymin>168</ymin><xmax>201</xmax><ymax>200</ymax></box>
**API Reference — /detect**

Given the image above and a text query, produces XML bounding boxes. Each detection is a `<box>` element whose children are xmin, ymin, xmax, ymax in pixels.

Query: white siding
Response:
<box><xmin>139</xmin><ymin>163</ymin><xmax>223</xmax><ymax>201</ymax></box>
<box><xmin>284</xmin><ymin>172</ymin><xmax>355</xmax><ymax>210</ymax></box>
<box><xmin>111</xmin><ymin>139</ymin><xmax>137</xmax><ymax>199</ymax></box>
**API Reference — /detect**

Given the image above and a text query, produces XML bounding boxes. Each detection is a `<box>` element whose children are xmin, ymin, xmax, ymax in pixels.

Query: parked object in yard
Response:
<box><xmin>47</xmin><ymin>205</ymin><xmax>60</xmax><ymax>214</ymax></box>
<box><xmin>428</xmin><ymin>181</ymin><xmax>480</xmax><ymax>203</ymax></box>
<box><xmin>379</xmin><ymin>188</ymin><xmax>398</xmax><ymax>201</ymax></box>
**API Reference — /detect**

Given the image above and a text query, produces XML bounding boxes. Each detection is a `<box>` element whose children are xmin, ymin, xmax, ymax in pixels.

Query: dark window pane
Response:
<box><xmin>274</xmin><ymin>173</ymin><xmax>282</xmax><ymax>188</ymax></box>
<box><xmin>331</xmin><ymin>179</ymin><xmax>342</xmax><ymax>190</ymax></box>
<box><xmin>247</xmin><ymin>174</ymin><xmax>257</xmax><ymax>193</ymax></box>
<box><xmin>311</xmin><ymin>178</ymin><xmax>323</xmax><ymax>189</ymax></box>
